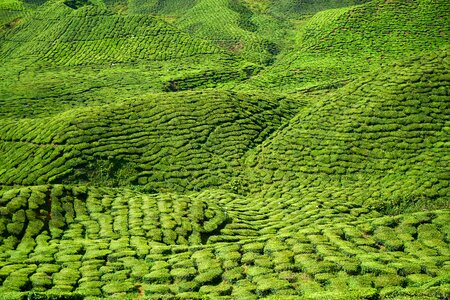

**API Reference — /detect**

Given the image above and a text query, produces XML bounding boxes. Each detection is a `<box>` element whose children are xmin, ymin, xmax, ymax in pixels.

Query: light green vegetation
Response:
<box><xmin>0</xmin><ymin>89</ymin><xmax>295</xmax><ymax>190</ymax></box>
<box><xmin>1</xmin><ymin>185</ymin><xmax>449</xmax><ymax>298</ymax></box>
<box><xmin>0</xmin><ymin>0</ymin><xmax>449</xmax><ymax>299</ymax></box>
<box><xmin>249</xmin><ymin>0</ymin><xmax>450</xmax><ymax>91</ymax></box>
<box><xmin>242</xmin><ymin>49</ymin><xmax>450</xmax><ymax>213</ymax></box>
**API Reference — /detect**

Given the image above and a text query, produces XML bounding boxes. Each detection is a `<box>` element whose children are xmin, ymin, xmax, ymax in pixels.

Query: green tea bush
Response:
<box><xmin>360</xmin><ymin>260</ymin><xmax>396</xmax><ymax>276</ymax></box>
<box><xmin>143</xmin><ymin>269</ymin><xmax>171</xmax><ymax>284</ymax></box>
<box><xmin>170</xmin><ymin>281</ymin><xmax>200</xmax><ymax>294</ymax></box>
<box><xmin>30</xmin><ymin>272</ymin><xmax>52</xmax><ymax>290</ymax></box>
<box><xmin>374</xmin><ymin>226</ymin><xmax>404</xmax><ymax>251</ymax></box>
<box><xmin>406</xmin><ymin>274</ymin><xmax>434</xmax><ymax>287</ymax></box>
<box><xmin>102</xmin><ymin>281</ymin><xmax>135</xmax><ymax>295</ymax></box>
<box><xmin>199</xmin><ymin>282</ymin><xmax>232</xmax><ymax>296</ymax></box>
<box><xmin>170</xmin><ymin>267</ymin><xmax>197</xmax><ymax>281</ymax></box>
<box><xmin>144</xmin><ymin>284</ymin><xmax>171</xmax><ymax>294</ymax></box>
<box><xmin>194</xmin><ymin>267</ymin><xmax>223</xmax><ymax>285</ymax></box>
<box><xmin>2</xmin><ymin>270</ymin><xmax>32</xmax><ymax>291</ymax></box>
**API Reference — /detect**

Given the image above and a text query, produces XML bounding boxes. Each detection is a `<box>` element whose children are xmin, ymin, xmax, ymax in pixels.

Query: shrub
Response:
<box><xmin>25</xmin><ymin>291</ymin><xmax>84</xmax><ymax>300</ymax></box>
<box><xmin>101</xmin><ymin>270</ymin><xmax>129</xmax><ymax>282</ymax></box>
<box><xmin>241</xmin><ymin>251</ymin><xmax>261</xmax><ymax>264</ymax></box>
<box><xmin>194</xmin><ymin>267</ymin><xmax>223</xmax><ymax>285</ymax></box>
<box><xmin>255</xmin><ymin>277</ymin><xmax>291</xmax><ymax>297</ymax></box>
<box><xmin>2</xmin><ymin>273</ymin><xmax>30</xmax><ymax>291</ymax></box>
<box><xmin>389</xmin><ymin>261</ymin><xmax>422</xmax><ymax>276</ymax></box>
<box><xmin>406</xmin><ymin>274</ymin><xmax>433</xmax><ymax>287</ymax></box>
<box><xmin>374</xmin><ymin>274</ymin><xmax>405</xmax><ymax>288</ymax></box>
<box><xmin>222</xmin><ymin>267</ymin><xmax>245</xmax><ymax>283</ymax></box>
<box><xmin>292</xmin><ymin>243</ymin><xmax>315</xmax><ymax>254</ymax></box>
<box><xmin>102</xmin><ymin>281</ymin><xmax>135</xmax><ymax>295</ymax></box>
<box><xmin>360</xmin><ymin>260</ymin><xmax>396</xmax><ymax>275</ymax></box>
<box><xmin>30</xmin><ymin>272</ymin><xmax>52</xmax><ymax>289</ymax></box>
<box><xmin>242</xmin><ymin>242</ymin><xmax>265</xmax><ymax>253</ymax></box>
<box><xmin>143</xmin><ymin>269</ymin><xmax>172</xmax><ymax>284</ymax></box>
<box><xmin>170</xmin><ymin>281</ymin><xmax>199</xmax><ymax>294</ymax></box>
<box><xmin>199</xmin><ymin>282</ymin><xmax>232</xmax><ymax>296</ymax></box>
<box><xmin>170</xmin><ymin>267</ymin><xmax>197</xmax><ymax>281</ymax></box>
<box><xmin>374</xmin><ymin>226</ymin><xmax>404</xmax><ymax>251</ymax></box>
<box><xmin>52</xmin><ymin>268</ymin><xmax>80</xmax><ymax>286</ymax></box>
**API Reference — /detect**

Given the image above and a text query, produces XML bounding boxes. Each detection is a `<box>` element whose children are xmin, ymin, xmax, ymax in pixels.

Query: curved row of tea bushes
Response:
<box><xmin>243</xmin><ymin>48</ymin><xmax>450</xmax><ymax>213</ymax></box>
<box><xmin>0</xmin><ymin>90</ymin><xmax>296</xmax><ymax>192</ymax></box>
<box><xmin>0</xmin><ymin>184</ymin><xmax>448</xmax><ymax>298</ymax></box>
<box><xmin>0</xmin><ymin>1</ymin><xmax>220</xmax><ymax>66</ymax></box>
<box><xmin>253</xmin><ymin>0</ymin><xmax>450</xmax><ymax>91</ymax></box>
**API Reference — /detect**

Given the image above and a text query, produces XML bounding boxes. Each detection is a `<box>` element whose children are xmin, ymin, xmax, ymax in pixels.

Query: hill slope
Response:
<box><xmin>249</xmin><ymin>0</ymin><xmax>450</xmax><ymax>91</ymax></box>
<box><xmin>0</xmin><ymin>0</ymin><xmax>258</xmax><ymax>118</ymax></box>
<box><xmin>242</xmin><ymin>48</ymin><xmax>450</xmax><ymax>212</ymax></box>
<box><xmin>0</xmin><ymin>89</ymin><xmax>295</xmax><ymax>192</ymax></box>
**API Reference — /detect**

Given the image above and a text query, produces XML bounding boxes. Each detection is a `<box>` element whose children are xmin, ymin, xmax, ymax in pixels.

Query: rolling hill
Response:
<box><xmin>248</xmin><ymin>0</ymin><xmax>450</xmax><ymax>91</ymax></box>
<box><xmin>0</xmin><ymin>0</ymin><xmax>449</xmax><ymax>299</ymax></box>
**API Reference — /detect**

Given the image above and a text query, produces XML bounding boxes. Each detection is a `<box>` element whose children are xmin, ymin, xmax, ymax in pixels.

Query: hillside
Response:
<box><xmin>0</xmin><ymin>0</ymin><xmax>258</xmax><ymax>118</ymax></box>
<box><xmin>0</xmin><ymin>90</ymin><xmax>295</xmax><ymax>191</ymax></box>
<box><xmin>242</xmin><ymin>48</ymin><xmax>450</xmax><ymax>225</ymax></box>
<box><xmin>248</xmin><ymin>0</ymin><xmax>450</xmax><ymax>91</ymax></box>
<box><xmin>0</xmin><ymin>0</ymin><xmax>449</xmax><ymax>299</ymax></box>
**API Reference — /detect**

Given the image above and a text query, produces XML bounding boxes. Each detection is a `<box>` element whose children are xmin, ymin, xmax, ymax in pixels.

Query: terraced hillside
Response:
<box><xmin>243</xmin><ymin>49</ymin><xmax>450</xmax><ymax>210</ymax></box>
<box><xmin>0</xmin><ymin>0</ymin><xmax>449</xmax><ymax>299</ymax></box>
<box><xmin>0</xmin><ymin>0</ymin><xmax>257</xmax><ymax>118</ymax></box>
<box><xmin>0</xmin><ymin>90</ymin><xmax>295</xmax><ymax>191</ymax></box>
<box><xmin>266</xmin><ymin>0</ymin><xmax>370</xmax><ymax>18</ymax></box>
<box><xmin>248</xmin><ymin>0</ymin><xmax>450</xmax><ymax>91</ymax></box>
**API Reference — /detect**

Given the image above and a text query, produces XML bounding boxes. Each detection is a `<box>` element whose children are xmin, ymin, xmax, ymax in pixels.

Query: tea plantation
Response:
<box><xmin>0</xmin><ymin>0</ymin><xmax>449</xmax><ymax>299</ymax></box>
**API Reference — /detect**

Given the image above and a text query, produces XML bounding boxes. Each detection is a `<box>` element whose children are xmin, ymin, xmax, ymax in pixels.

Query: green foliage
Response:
<box><xmin>64</xmin><ymin>0</ymin><xmax>93</xmax><ymax>10</ymax></box>
<box><xmin>175</xmin><ymin>0</ymin><xmax>283</xmax><ymax>64</ymax></box>
<box><xmin>269</xmin><ymin>0</ymin><xmax>370</xmax><ymax>18</ymax></box>
<box><xmin>144</xmin><ymin>269</ymin><xmax>172</xmax><ymax>284</ymax></box>
<box><xmin>250</xmin><ymin>0</ymin><xmax>450</xmax><ymax>90</ymax></box>
<box><xmin>0</xmin><ymin>0</ymin><xmax>449</xmax><ymax>299</ymax></box>
<box><xmin>0</xmin><ymin>90</ymin><xmax>294</xmax><ymax>191</ymax></box>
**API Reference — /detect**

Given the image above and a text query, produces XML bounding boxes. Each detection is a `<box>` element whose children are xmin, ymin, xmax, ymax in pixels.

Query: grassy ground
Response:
<box><xmin>0</xmin><ymin>0</ymin><xmax>449</xmax><ymax>299</ymax></box>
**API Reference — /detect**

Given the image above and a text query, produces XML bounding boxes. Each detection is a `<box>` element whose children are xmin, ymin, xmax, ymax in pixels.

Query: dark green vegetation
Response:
<box><xmin>0</xmin><ymin>0</ymin><xmax>449</xmax><ymax>298</ymax></box>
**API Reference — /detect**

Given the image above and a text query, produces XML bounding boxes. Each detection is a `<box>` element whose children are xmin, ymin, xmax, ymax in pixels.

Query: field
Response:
<box><xmin>0</xmin><ymin>0</ymin><xmax>449</xmax><ymax>299</ymax></box>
